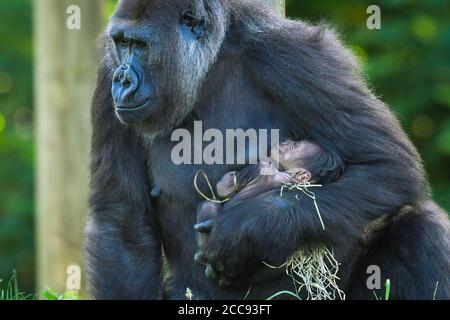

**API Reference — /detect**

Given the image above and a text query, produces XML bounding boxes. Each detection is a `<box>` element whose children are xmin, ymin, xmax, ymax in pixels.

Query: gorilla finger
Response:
<box><xmin>205</xmin><ymin>264</ymin><xmax>218</xmax><ymax>279</ymax></box>
<box><xmin>197</xmin><ymin>202</ymin><xmax>221</xmax><ymax>223</ymax></box>
<box><xmin>203</xmin><ymin>245</ymin><xmax>220</xmax><ymax>263</ymax></box>
<box><xmin>194</xmin><ymin>219</ymin><xmax>214</xmax><ymax>233</ymax></box>
<box><xmin>218</xmin><ymin>277</ymin><xmax>232</xmax><ymax>288</ymax></box>
<box><xmin>194</xmin><ymin>251</ymin><xmax>207</xmax><ymax>265</ymax></box>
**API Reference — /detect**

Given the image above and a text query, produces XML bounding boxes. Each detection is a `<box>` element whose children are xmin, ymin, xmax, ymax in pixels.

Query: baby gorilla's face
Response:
<box><xmin>272</xmin><ymin>140</ymin><xmax>323</xmax><ymax>171</ymax></box>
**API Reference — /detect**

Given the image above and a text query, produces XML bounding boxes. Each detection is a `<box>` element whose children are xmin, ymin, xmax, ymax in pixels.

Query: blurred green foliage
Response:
<box><xmin>0</xmin><ymin>0</ymin><xmax>34</xmax><ymax>292</ymax></box>
<box><xmin>0</xmin><ymin>0</ymin><xmax>449</xmax><ymax>293</ymax></box>
<box><xmin>286</xmin><ymin>0</ymin><xmax>450</xmax><ymax>209</ymax></box>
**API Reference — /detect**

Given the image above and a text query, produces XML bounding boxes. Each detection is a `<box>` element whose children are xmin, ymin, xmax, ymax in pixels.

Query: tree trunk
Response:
<box><xmin>266</xmin><ymin>0</ymin><xmax>285</xmax><ymax>16</ymax></box>
<box><xmin>34</xmin><ymin>0</ymin><xmax>103</xmax><ymax>297</ymax></box>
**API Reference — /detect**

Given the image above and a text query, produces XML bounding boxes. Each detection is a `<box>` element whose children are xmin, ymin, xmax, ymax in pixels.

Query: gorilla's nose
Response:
<box><xmin>112</xmin><ymin>63</ymin><xmax>140</xmax><ymax>105</ymax></box>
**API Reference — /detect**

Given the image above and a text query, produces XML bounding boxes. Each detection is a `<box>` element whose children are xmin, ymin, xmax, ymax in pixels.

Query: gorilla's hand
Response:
<box><xmin>194</xmin><ymin>191</ymin><xmax>289</xmax><ymax>287</ymax></box>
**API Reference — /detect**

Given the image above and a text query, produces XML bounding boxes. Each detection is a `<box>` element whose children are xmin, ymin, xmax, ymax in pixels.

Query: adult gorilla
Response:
<box><xmin>85</xmin><ymin>0</ymin><xmax>450</xmax><ymax>299</ymax></box>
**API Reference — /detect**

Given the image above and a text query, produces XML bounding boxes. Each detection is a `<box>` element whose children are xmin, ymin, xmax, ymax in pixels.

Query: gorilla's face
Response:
<box><xmin>107</xmin><ymin>0</ymin><xmax>228</xmax><ymax>134</ymax></box>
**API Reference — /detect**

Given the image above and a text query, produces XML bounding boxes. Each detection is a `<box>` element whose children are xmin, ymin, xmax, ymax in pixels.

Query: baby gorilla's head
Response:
<box><xmin>272</xmin><ymin>140</ymin><xmax>321</xmax><ymax>170</ymax></box>
<box><xmin>271</xmin><ymin>140</ymin><xmax>329</xmax><ymax>183</ymax></box>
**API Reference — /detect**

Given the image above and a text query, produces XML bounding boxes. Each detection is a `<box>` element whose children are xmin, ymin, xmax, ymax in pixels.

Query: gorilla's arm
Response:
<box><xmin>198</xmin><ymin>16</ymin><xmax>428</xmax><ymax>283</ymax></box>
<box><xmin>85</xmin><ymin>63</ymin><xmax>162</xmax><ymax>299</ymax></box>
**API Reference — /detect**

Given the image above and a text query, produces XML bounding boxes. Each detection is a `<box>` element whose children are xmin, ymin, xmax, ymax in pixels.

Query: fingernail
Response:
<box><xmin>205</xmin><ymin>264</ymin><xmax>217</xmax><ymax>279</ymax></box>
<box><xmin>194</xmin><ymin>220</ymin><xmax>212</xmax><ymax>233</ymax></box>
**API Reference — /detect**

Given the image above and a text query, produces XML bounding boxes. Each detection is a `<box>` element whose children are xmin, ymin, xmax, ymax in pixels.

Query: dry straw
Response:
<box><xmin>264</xmin><ymin>245</ymin><xmax>345</xmax><ymax>300</ymax></box>
<box><xmin>267</xmin><ymin>181</ymin><xmax>345</xmax><ymax>300</ymax></box>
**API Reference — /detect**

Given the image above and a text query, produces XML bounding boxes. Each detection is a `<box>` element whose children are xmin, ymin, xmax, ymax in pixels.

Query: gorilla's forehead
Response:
<box><xmin>115</xmin><ymin>0</ymin><xmax>187</xmax><ymax>20</ymax></box>
<box><xmin>115</xmin><ymin>0</ymin><xmax>153</xmax><ymax>20</ymax></box>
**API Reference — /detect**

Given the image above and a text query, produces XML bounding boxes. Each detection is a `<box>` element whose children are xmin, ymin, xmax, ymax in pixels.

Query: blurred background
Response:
<box><xmin>0</xmin><ymin>0</ymin><xmax>449</xmax><ymax>295</ymax></box>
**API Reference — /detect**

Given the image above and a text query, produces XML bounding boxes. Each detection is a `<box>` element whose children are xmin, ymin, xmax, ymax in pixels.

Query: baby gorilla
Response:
<box><xmin>217</xmin><ymin>140</ymin><xmax>331</xmax><ymax>203</ymax></box>
<box><xmin>195</xmin><ymin>140</ymin><xmax>343</xmax><ymax>284</ymax></box>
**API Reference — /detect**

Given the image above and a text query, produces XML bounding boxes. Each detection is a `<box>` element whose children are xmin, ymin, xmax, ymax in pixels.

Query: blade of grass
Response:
<box><xmin>433</xmin><ymin>281</ymin><xmax>439</xmax><ymax>300</ymax></box>
<box><xmin>384</xmin><ymin>279</ymin><xmax>391</xmax><ymax>300</ymax></box>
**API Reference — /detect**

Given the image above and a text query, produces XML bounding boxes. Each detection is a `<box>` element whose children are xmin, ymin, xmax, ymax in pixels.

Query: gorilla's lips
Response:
<box><xmin>114</xmin><ymin>99</ymin><xmax>153</xmax><ymax>124</ymax></box>
<box><xmin>115</xmin><ymin>99</ymin><xmax>150</xmax><ymax>111</ymax></box>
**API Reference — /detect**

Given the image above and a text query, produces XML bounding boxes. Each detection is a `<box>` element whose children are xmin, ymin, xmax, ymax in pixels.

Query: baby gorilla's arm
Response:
<box><xmin>216</xmin><ymin>162</ymin><xmax>290</xmax><ymax>207</ymax></box>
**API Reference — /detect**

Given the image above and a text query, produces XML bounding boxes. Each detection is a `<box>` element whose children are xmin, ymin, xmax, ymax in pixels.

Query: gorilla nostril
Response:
<box><xmin>121</xmin><ymin>75</ymin><xmax>131</xmax><ymax>87</ymax></box>
<box><xmin>126</xmin><ymin>73</ymin><xmax>132</xmax><ymax>84</ymax></box>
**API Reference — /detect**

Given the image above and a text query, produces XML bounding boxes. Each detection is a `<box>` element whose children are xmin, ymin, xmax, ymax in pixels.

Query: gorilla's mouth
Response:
<box><xmin>114</xmin><ymin>99</ymin><xmax>155</xmax><ymax>124</ymax></box>
<box><xmin>115</xmin><ymin>99</ymin><xmax>151</xmax><ymax>112</ymax></box>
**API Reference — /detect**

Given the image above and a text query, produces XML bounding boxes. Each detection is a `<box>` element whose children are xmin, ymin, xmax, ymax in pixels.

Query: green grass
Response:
<box><xmin>0</xmin><ymin>270</ymin><xmax>33</xmax><ymax>300</ymax></box>
<box><xmin>0</xmin><ymin>271</ymin><xmax>80</xmax><ymax>300</ymax></box>
<box><xmin>372</xmin><ymin>279</ymin><xmax>391</xmax><ymax>300</ymax></box>
<box><xmin>41</xmin><ymin>289</ymin><xmax>80</xmax><ymax>300</ymax></box>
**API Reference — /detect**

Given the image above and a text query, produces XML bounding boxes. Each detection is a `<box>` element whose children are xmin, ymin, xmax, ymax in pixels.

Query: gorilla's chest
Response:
<box><xmin>147</xmin><ymin>123</ymin><xmax>260</xmax><ymax>262</ymax></box>
<box><xmin>147</xmin><ymin>128</ymin><xmax>251</xmax><ymax>211</ymax></box>
<box><xmin>147</xmin><ymin>112</ymin><xmax>288</xmax><ymax>212</ymax></box>
<box><xmin>146</xmin><ymin>99</ymin><xmax>291</xmax><ymax>263</ymax></box>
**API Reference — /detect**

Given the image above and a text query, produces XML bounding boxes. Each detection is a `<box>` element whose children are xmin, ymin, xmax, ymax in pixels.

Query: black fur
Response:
<box><xmin>85</xmin><ymin>0</ymin><xmax>450</xmax><ymax>300</ymax></box>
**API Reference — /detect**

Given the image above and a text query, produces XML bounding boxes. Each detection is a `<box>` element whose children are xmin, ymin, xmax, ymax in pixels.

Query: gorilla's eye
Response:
<box><xmin>181</xmin><ymin>11</ymin><xmax>199</xmax><ymax>27</ymax></box>
<box><xmin>181</xmin><ymin>11</ymin><xmax>205</xmax><ymax>39</ymax></box>
<box><xmin>115</xmin><ymin>38</ymin><xmax>128</xmax><ymax>47</ymax></box>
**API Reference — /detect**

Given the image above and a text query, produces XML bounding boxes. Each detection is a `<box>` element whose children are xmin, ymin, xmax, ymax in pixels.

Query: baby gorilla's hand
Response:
<box><xmin>216</xmin><ymin>161</ymin><xmax>290</xmax><ymax>207</ymax></box>
<box><xmin>216</xmin><ymin>164</ymin><xmax>261</xmax><ymax>199</ymax></box>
